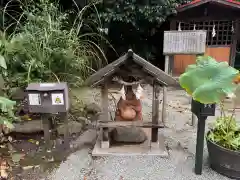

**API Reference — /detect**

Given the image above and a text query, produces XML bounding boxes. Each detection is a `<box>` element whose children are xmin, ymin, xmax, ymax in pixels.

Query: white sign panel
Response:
<box><xmin>28</xmin><ymin>94</ymin><xmax>41</xmax><ymax>105</ymax></box>
<box><xmin>40</xmin><ymin>83</ymin><xmax>56</xmax><ymax>87</ymax></box>
<box><xmin>163</xmin><ymin>30</ymin><xmax>207</xmax><ymax>55</ymax></box>
<box><xmin>51</xmin><ymin>93</ymin><xmax>64</xmax><ymax>105</ymax></box>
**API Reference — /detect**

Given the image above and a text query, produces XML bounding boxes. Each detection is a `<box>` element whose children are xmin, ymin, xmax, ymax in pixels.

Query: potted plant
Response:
<box><xmin>179</xmin><ymin>56</ymin><xmax>240</xmax><ymax>179</ymax></box>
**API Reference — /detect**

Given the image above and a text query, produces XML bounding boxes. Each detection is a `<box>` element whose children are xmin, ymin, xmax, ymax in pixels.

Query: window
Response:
<box><xmin>176</xmin><ymin>20</ymin><xmax>234</xmax><ymax>46</ymax></box>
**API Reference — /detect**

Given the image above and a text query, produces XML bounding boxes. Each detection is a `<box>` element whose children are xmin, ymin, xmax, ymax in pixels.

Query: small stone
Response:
<box><xmin>112</xmin><ymin>127</ymin><xmax>146</xmax><ymax>143</ymax></box>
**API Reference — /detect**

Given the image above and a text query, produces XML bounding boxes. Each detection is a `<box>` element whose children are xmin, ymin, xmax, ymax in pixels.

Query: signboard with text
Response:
<box><xmin>163</xmin><ymin>30</ymin><xmax>207</xmax><ymax>55</ymax></box>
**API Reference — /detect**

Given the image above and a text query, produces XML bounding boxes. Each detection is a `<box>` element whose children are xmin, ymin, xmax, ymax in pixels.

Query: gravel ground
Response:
<box><xmin>46</xmin><ymin>86</ymin><xmax>235</xmax><ymax>180</ymax></box>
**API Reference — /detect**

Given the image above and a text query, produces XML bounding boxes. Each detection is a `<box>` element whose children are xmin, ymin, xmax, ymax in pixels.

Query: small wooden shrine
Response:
<box><xmin>86</xmin><ymin>49</ymin><xmax>178</xmax><ymax>156</ymax></box>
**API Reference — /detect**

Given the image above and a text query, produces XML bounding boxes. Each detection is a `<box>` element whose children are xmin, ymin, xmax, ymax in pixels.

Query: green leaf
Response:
<box><xmin>179</xmin><ymin>56</ymin><xmax>239</xmax><ymax>104</ymax></box>
<box><xmin>0</xmin><ymin>97</ymin><xmax>16</xmax><ymax>112</ymax></box>
<box><xmin>0</xmin><ymin>55</ymin><xmax>7</xmax><ymax>69</ymax></box>
<box><xmin>0</xmin><ymin>117</ymin><xmax>14</xmax><ymax>129</ymax></box>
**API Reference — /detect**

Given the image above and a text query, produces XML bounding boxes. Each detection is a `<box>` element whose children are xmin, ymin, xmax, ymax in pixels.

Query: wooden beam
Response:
<box><xmin>170</xmin><ymin>20</ymin><xmax>176</xmax><ymax>30</ymax></box>
<box><xmin>42</xmin><ymin>114</ymin><xmax>51</xmax><ymax>150</ymax></box>
<box><xmin>112</xmin><ymin>77</ymin><xmax>145</xmax><ymax>86</ymax></box>
<box><xmin>100</xmin><ymin>81</ymin><xmax>110</xmax><ymax>148</ymax></box>
<box><xmin>229</xmin><ymin>20</ymin><xmax>239</xmax><ymax>67</ymax></box>
<box><xmin>97</xmin><ymin>120</ymin><xmax>164</xmax><ymax>128</ymax></box>
<box><xmin>172</xmin><ymin>17</ymin><xmax>240</xmax><ymax>22</ymax></box>
<box><xmin>63</xmin><ymin>112</ymin><xmax>69</xmax><ymax>149</ymax></box>
<box><xmin>169</xmin><ymin>20</ymin><xmax>176</xmax><ymax>76</ymax></box>
<box><xmin>101</xmin><ymin>82</ymin><xmax>109</xmax><ymax>121</ymax></box>
<box><xmin>91</xmin><ymin>78</ymin><xmax>105</xmax><ymax>88</ymax></box>
<box><xmin>151</xmin><ymin>82</ymin><xmax>161</xmax><ymax>142</ymax></box>
<box><xmin>162</xmin><ymin>56</ymin><xmax>169</xmax><ymax>125</ymax></box>
<box><xmin>101</xmin><ymin>127</ymin><xmax>110</xmax><ymax>148</ymax></box>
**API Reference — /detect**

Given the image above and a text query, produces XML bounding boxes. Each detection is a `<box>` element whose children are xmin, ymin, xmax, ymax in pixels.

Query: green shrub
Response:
<box><xmin>0</xmin><ymin>0</ymin><xmax>107</xmax><ymax>88</ymax></box>
<box><xmin>0</xmin><ymin>54</ymin><xmax>17</xmax><ymax>130</ymax></box>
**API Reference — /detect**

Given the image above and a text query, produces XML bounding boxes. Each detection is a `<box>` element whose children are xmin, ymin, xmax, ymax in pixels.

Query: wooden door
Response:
<box><xmin>173</xmin><ymin>46</ymin><xmax>231</xmax><ymax>76</ymax></box>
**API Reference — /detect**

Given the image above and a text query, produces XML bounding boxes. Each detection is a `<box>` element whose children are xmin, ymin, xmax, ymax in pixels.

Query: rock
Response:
<box><xmin>12</xmin><ymin>120</ymin><xmax>43</xmax><ymax>134</ymax></box>
<box><xmin>10</xmin><ymin>87</ymin><xmax>25</xmax><ymax>100</ymax></box>
<box><xmin>71</xmin><ymin>129</ymin><xmax>97</xmax><ymax>149</ymax></box>
<box><xmin>57</xmin><ymin>121</ymin><xmax>83</xmax><ymax>135</ymax></box>
<box><xmin>85</xmin><ymin>103</ymin><xmax>101</xmax><ymax>114</ymax></box>
<box><xmin>112</xmin><ymin>127</ymin><xmax>146</xmax><ymax>143</ymax></box>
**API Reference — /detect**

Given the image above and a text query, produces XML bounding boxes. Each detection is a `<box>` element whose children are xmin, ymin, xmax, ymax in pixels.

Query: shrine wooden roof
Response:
<box><xmin>85</xmin><ymin>49</ymin><xmax>178</xmax><ymax>87</ymax></box>
<box><xmin>177</xmin><ymin>0</ymin><xmax>240</xmax><ymax>12</ymax></box>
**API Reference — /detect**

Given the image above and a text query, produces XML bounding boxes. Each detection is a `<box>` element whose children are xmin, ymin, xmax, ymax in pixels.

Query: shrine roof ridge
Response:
<box><xmin>85</xmin><ymin>49</ymin><xmax>178</xmax><ymax>87</ymax></box>
<box><xmin>177</xmin><ymin>0</ymin><xmax>240</xmax><ymax>12</ymax></box>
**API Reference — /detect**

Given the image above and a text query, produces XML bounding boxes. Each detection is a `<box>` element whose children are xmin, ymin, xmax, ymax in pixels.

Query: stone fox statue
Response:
<box><xmin>112</xmin><ymin>84</ymin><xmax>146</xmax><ymax>143</ymax></box>
<box><xmin>115</xmin><ymin>85</ymin><xmax>143</xmax><ymax>121</ymax></box>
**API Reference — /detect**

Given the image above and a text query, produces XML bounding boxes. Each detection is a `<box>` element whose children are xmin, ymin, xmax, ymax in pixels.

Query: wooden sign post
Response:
<box><xmin>163</xmin><ymin>30</ymin><xmax>208</xmax><ymax>175</ymax></box>
<box><xmin>191</xmin><ymin>99</ymin><xmax>216</xmax><ymax>175</ymax></box>
<box><xmin>163</xmin><ymin>30</ymin><xmax>207</xmax><ymax>126</ymax></box>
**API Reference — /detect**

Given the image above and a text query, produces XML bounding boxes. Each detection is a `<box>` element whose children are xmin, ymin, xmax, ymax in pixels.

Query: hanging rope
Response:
<box><xmin>193</xmin><ymin>24</ymin><xmax>196</xmax><ymax>30</ymax></box>
<box><xmin>178</xmin><ymin>22</ymin><xmax>182</xmax><ymax>31</ymax></box>
<box><xmin>212</xmin><ymin>24</ymin><xmax>216</xmax><ymax>37</ymax></box>
<box><xmin>232</xmin><ymin>21</ymin><xmax>235</xmax><ymax>33</ymax></box>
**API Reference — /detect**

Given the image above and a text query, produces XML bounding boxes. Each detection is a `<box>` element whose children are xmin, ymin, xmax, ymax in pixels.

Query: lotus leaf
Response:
<box><xmin>179</xmin><ymin>56</ymin><xmax>239</xmax><ymax>104</ymax></box>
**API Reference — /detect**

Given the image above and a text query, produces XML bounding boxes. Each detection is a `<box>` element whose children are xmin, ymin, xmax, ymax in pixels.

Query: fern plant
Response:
<box><xmin>179</xmin><ymin>56</ymin><xmax>240</xmax><ymax>151</ymax></box>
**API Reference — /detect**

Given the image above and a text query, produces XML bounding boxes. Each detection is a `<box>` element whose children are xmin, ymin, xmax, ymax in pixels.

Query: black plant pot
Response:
<box><xmin>207</xmin><ymin>133</ymin><xmax>240</xmax><ymax>179</ymax></box>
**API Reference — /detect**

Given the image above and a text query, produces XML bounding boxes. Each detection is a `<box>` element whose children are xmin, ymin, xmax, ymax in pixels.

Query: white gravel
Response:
<box><xmin>47</xmin><ymin>150</ymin><xmax>229</xmax><ymax>180</ymax></box>
<box><xmin>46</xmin><ymin>87</ymin><xmax>234</xmax><ymax>180</ymax></box>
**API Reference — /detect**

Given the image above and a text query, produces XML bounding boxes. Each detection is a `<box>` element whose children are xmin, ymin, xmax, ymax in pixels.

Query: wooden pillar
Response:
<box><xmin>195</xmin><ymin>116</ymin><xmax>207</xmax><ymax>175</ymax></box>
<box><xmin>162</xmin><ymin>55</ymin><xmax>169</xmax><ymax>125</ymax></box>
<box><xmin>229</xmin><ymin>20</ymin><xmax>239</xmax><ymax>67</ymax></box>
<box><xmin>169</xmin><ymin>55</ymin><xmax>174</xmax><ymax>76</ymax></box>
<box><xmin>169</xmin><ymin>20</ymin><xmax>176</xmax><ymax>76</ymax></box>
<box><xmin>101</xmin><ymin>82</ymin><xmax>109</xmax><ymax>121</ymax></box>
<box><xmin>42</xmin><ymin>114</ymin><xmax>52</xmax><ymax>150</ymax></box>
<box><xmin>63</xmin><ymin>112</ymin><xmax>69</xmax><ymax>149</ymax></box>
<box><xmin>100</xmin><ymin>82</ymin><xmax>110</xmax><ymax>148</ymax></box>
<box><xmin>151</xmin><ymin>82</ymin><xmax>160</xmax><ymax>144</ymax></box>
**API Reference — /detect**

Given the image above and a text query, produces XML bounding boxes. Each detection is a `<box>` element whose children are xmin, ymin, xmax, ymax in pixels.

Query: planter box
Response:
<box><xmin>207</xmin><ymin>135</ymin><xmax>240</xmax><ymax>179</ymax></box>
